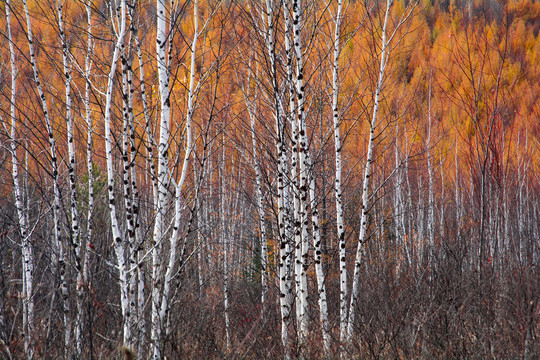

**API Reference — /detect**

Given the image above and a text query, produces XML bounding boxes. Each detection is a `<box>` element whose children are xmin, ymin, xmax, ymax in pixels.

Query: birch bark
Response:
<box><xmin>151</xmin><ymin>0</ymin><xmax>172</xmax><ymax>354</ymax></box>
<box><xmin>330</xmin><ymin>0</ymin><xmax>348</xmax><ymax>349</ymax></box>
<box><xmin>6</xmin><ymin>3</ymin><xmax>34</xmax><ymax>358</ymax></box>
<box><xmin>130</xmin><ymin>9</ymin><xmax>151</xmax><ymax>354</ymax></box>
<box><xmin>427</xmin><ymin>74</ymin><xmax>435</xmax><ymax>266</ymax></box>
<box><xmin>346</xmin><ymin>0</ymin><xmax>392</xmax><ymax>342</ymax></box>
<box><xmin>243</xmin><ymin>69</ymin><xmax>269</xmax><ymax>311</ymax></box>
<box><xmin>23</xmin><ymin>0</ymin><xmax>68</xmax><ymax>355</ymax></box>
<box><xmin>259</xmin><ymin>0</ymin><xmax>293</xmax><ymax>356</ymax></box>
<box><xmin>73</xmin><ymin>1</ymin><xmax>95</xmax><ymax>356</ymax></box>
<box><xmin>151</xmin><ymin>1</ymin><xmax>197</xmax><ymax>357</ymax></box>
<box><xmin>56</xmin><ymin>1</ymin><xmax>85</xmax><ymax>354</ymax></box>
<box><xmin>102</xmin><ymin>0</ymin><xmax>131</xmax><ymax>348</ymax></box>
<box><xmin>295</xmin><ymin>2</ymin><xmax>331</xmax><ymax>353</ymax></box>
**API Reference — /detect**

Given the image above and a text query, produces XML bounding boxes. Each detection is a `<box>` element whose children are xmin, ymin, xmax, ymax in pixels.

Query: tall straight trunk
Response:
<box><xmin>289</xmin><ymin>0</ymin><xmax>332</xmax><ymax>352</ymax></box>
<box><xmin>347</xmin><ymin>0</ymin><xmax>392</xmax><ymax>342</ymax></box>
<box><xmin>75</xmin><ymin>2</ymin><xmax>95</xmax><ymax>356</ymax></box>
<box><xmin>282</xmin><ymin>1</ymin><xmax>303</xmax><ymax>342</ymax></box>
<box><xmin>131</xmin><ymin>8</ymin><xmax>152</xmax><ymax>355</ymax></box>
<box><xmin>23</xmin><ymin>0</ymin><xmax>67</xmax><ymax>355</ymax></box>
<box><xmin>244</xmin><ymin>75</ymin><xmax>269</xmax><ymax>311</ymax></box>
<box><xmin>455</xmin><ymin>134</ymin><xmax>462</xmax><ymax>245</ymax></box>
<box><xmin>196</xmin><ymin>188</ymin><xmax>204</xmax><ymax>294</ymax></box>
<box><xmin>127</xmin><ymin>58</ymin><xmax>143</xmax><ymax>352</ymax></box>
<box><xmin>221</xmin><ymin>141</ymin><xmax>232</xmax><ymax>352</ymax></box>
<box><xmin>260</xmin><ymin>0</ymin><xmax>292</xmax><ymax>356</ymax></box>
<box><xmin>517</xmin><ymin>131</ymin><xmax>528</xmax><ymax>265</ymax></box>
<box><xmin>288</xmin><ymin>0</ymin><xmax>311</xmax><ymax>347</ymax></box>
<box><xmin>427</xmin><ymin>74</ymin><xmax>435</xmax><ymax>266</ymax></box>
<box><xmin>439</xmin><ymin>152</ymin><xmax>445</xmax><ymax>246</ymax></box>
<box><xmin>417</xmin><ymin>176</ymin><xmax>425</xmax><ymax>256</ymax></box>
<box><xmin>6</xmin><ymin>3</ymin><xmax>34</xmax><ymax>358</ymax></box>
<box><xmin>332</xmin><ymin>0</ymin><xmax>347</xmax><ymax>343</ymax></box>
<box><xmin>151</xmin><ymin>1</ymin><xmax>196</xmax><ymax>357</ymax></box>
<box><xmin>57</xmin><ymin>1</ymin><xmax>83</xmax><ymax>355</ymax></box>
<box><xmin>394</xmin><ymin>124</ymin><xmax>406</xmax><ymax>269</ymax></box>
<box><xmin>120</xmin><ymin>49</ymin><xmax>138</xmax><ymax>345</ymax></box>
<box><xmin>151</xmin><ymin>0</ymin><xmax>172</xmax><ymax>354</ymax></box>
<box><xmin>102</xmin><ymin>0</ymin><xmax>131</xmax><ymax>347</ymax></box>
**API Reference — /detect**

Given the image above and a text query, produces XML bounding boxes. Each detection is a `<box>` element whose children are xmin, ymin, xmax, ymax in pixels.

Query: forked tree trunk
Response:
<box><xmin>259</xmin><ymin>0</ymin><xmax>293</xmax><ymax>356</ymax></box>
<box><xmin>102</xmin><ymin>0</ymin><xmax>131</xmax><ymax>348</ymax></box>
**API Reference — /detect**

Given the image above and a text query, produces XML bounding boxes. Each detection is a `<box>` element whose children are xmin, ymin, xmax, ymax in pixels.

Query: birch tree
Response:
<box><xmin>74</xmin><ymin>2</ymin><xmax>96</xmax><ymax>356</ymax></box>
<box><xmin>101</xmin><ymin>0</ymin><xmax>132</xmax><ymax>348</ymax></box>
<box><xmin>346</xmin><ymin>0</ymin><xmax>418</xmax><ymax>342</ymax></box>
<box><xmin>248</xmin><ymin>0</ymin><xmax>294</xmax><ymax>355</ymax></box>
<box><xmin>151</xmin><ymin>0</ymin><xmax>204</xmax><ymax>356</ymax></box>
<box><xmin>5</xmin><ymin>2</ymin><xmax>34</xmax><ymax>357</ymax></box>
<box><xmin>21</xmin><ymin>0</ymin><xmax>72</xmax><ymax>355</ymax></box>
<box><xmin>329</xmin><ymin>0</ymin><xmax>348</xmax><ymax>349</ymax></box>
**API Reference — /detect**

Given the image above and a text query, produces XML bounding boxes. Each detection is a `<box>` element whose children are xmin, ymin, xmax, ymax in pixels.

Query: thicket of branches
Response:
<box><xmin>0</xmin><ymin>0</ymin><xmax>539</xmax><ymax>358</ymax></box>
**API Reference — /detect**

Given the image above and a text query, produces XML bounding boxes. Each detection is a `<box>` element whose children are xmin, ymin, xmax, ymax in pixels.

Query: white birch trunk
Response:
<box><xmin>75</xmin><ymin>2</ymin><xmax>95</xmax><ymax>356</ymax></box>
<box><xmin>127</xmin><ymin>53</ymin><xmax>145</xmax><ymax>352</ymax></box>
<box><xmin>439</xmin><ymin>152</ymin><xmax>445</xmax><ymax>244</ymax></box>
<box><xmin>287</xmin><ymin>0</ymin><xmax>310</xmax><ymax>347</ymax></box>
<box><xmin>330</xmin><ymin>1</ymin><xmax>349</xmax><ymax>348</ymax></box>
<box><xmin>130</xmin><ymin>9</ymin><xmax>151</xmax><ymax>355</ymax></box>
<box><xmin>6</xmin><ymin>3</ymin><xmax>34</xmax><ymax>358</ymax></box>
<box><xmin>151</xmin><ymin>1</ymin><xmax>197</xmax><ymax>357</ymax></box>
<box><xmin>455</xmin><ymin>134</ymin><xmax>462</xmax><ymax>245</ymax></box>
<box><xmin>260</xmin><ymin>0</ymin><xmax>292</xmax><ymax>356</ymax></box>
<box><xmin>427</xmin><ymin>74</ymin><xmax>435</xmax><ymax>266</ymax></box>
<box><xmin>196</xmin><ymin>172</ymin><xmax>205</xmax><ymax>299</ymax></box>
<box><xmin>102</xmin><ymin>0</ymin><xmax>131</xmax><ymax>347</ymax></box>
<box><xmin>57</xmin><ymin>1</ymin><xmax>82</xmax><ymax>354</ymax></box>
<box><xmin>394</xmin><ymin>125</ymin><xmax>405</xmax><ymax>270</ymax></box>
<box><xmin>221</xmin><ymin>142</ymin><xmax>232</xmax><ymax>352</ymax></box>
<box><xmin>244</xmin><ymin>77</ymin><xmax>269</xmax><ymax>311</ymax></box>
<box><xmin>282</xmin><ymin>0</ymin><xmax>303</xmax><ymax>339</ymax></box>
<box><xmin>291</xmin><ymin>0</ymin><xmax>331</xmax><ymax>352</ymax></box>
<box><xmin>23</xmin><ymin>0</ymin><xmax>68</xmax><ymax>355</ymax></box>
<box><xmin>347</xmin><ymin>0</ymin><xmax>392</xmax><ymax>342</ymax></box>
<box><xmin>120</xmin><ymin>49</ymin><xmax>138</xmax><ymax>346</ymax></box>
<box><xmin>151</xmin><ymin>0</ymin><xmax>172</xmax><ymax>354</ymax></box>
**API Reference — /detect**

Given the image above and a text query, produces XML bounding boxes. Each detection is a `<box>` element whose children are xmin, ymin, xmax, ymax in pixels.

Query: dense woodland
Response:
<box><xmin>0</xmin><ymin>0</ymin><xmax>539</xmax><ymax>358</ymax></box>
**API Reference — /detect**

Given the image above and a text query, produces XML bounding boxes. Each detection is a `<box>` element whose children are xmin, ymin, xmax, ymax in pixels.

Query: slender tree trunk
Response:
<box><xmin>102</xmin><ymin>0</ymin><xmax>131</xmax><ymax>348</ymax></box>
<box><xmin>328</xmin><ymin>0</ymin><xmax>348</xmax><ymax>353</ymax></box>
<box><xmin>259</xmin><ymin>0</ymin><xmax>292</xmax><ymax>356</ymax></box>
<box><xmin>131</xmin><ymin>8</ymin><xmax>152</xmax><ymax>355</ymax></box>
<box><xmin>151</xmin><ymin>0</ymin><xmax>172</xmax><ymax>354</ymax></box>
<box><xmin>244</xmin><ymin>74</ymin><xmax>269</xmax><ymax>312</ymax></box>
<box><xmin>221</xmin><ymin>140</ymin><xmax>232</xmax><ymax>352</ymax></box>
<box><xmin>394</xmin><ymin>124</ymin><xmax>407</xmax><ymax>271</ymax></box>
<box><xmin>57</xmin><ymin>1</ymin><xmax>85</xmax><ymax>355</ymax></box>
<box><xmin>427</xmin><ymin>73</ymin><xmax>435</xmax><ymax>267</ymax></box>
<box><xmin>23</xmin><ymin>0</ymin><xmax>68</xmax><ymax>355</ymax></box>
<box><xmin>152</xmin><ymin>1</ymin><xmax>196</xmax><ymax>357</ymax></box>
<box><xmin>347</xmin><ymin>0</ymin><xmax>392</xmax><ymax>342</ymax></box>
<box><xmin>120</xmin><ymin>48</ymin><xmax>138</xmax><ymax>347</ymax></box>
<box><xmin>75</xmin><ymin>2</ymin><xmax>95</xmax><ymax>356</ymax></box>
<box><xmin>6</xmin><ymin>3</ymin><xmax>34</xmax><ymax>358</ymax></box>
<box><xmin>455</xmin><ymin>134</ymin><xmax>462</xmax><ymax>246</ymax></box>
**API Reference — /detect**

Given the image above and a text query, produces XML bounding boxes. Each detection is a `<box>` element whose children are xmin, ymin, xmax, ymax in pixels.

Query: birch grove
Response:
<box><xmin>0</xmin><ymin>0</ymin><xmax>539</xmax><ymax>358</ymax></box>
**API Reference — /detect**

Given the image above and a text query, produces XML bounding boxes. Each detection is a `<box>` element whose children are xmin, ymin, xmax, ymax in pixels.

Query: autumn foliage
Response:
<box><xmin>0</xmin><ymin>0</ymin><xmax>539</xmax><ymax>358</ymax></box>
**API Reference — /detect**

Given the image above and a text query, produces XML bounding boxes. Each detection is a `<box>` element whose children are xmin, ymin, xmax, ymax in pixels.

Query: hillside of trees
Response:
<box><xmin>0</xmin><ymin>0</ymin><xmax>539</xmax><ymax>358</ymax></box>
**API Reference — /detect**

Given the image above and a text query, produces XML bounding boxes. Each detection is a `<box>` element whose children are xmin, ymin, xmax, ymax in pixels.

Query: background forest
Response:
<box><xmin>0</xmin><ymin>0</ymin><xmax>539</xmax><ymax>358</ymax></box>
